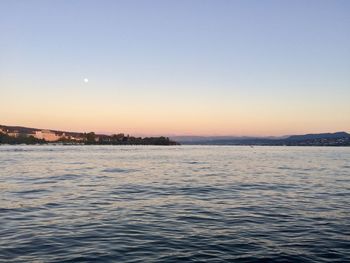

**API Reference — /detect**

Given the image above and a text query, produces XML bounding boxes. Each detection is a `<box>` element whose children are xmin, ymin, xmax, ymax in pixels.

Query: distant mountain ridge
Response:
<box><xmin>171</xmin><ymin>132</ymin><xmax>350</xmax><ymax>146</ymax></box>
<box><xmin>286</xmin><ymin>132</ymin><xmax>350</xmax><ymax>141</ymax></box>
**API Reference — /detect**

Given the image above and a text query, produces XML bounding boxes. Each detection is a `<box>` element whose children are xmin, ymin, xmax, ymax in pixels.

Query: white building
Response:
<box><xmin>34</xmin><ymin>130</ymin><xmax>60</xmax><ymax>142</ymax></box>
<box><xmin>7</xmin><ymin>131</ymin><xmax>20</xmax><ymax>138</ymax></box>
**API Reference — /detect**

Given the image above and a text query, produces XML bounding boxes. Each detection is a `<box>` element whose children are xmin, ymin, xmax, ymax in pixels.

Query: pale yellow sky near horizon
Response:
<box><xmin>1</xmin><ymin>85</ymin><xmax>349</xmax><ymax>136</ymax></box>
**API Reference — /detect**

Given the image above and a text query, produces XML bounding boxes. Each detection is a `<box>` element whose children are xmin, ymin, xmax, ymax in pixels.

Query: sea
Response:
<box><xmin>0</xmin><ymin>145</ymin><xmax>349</xmax><ymax>262</ymax></box>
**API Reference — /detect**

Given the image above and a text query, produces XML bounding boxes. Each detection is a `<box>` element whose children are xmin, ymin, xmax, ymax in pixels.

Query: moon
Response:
<box><xmin>84</xmin><ymin>78</ymin><xmax>89</xmax><ymax>83</ymax></box>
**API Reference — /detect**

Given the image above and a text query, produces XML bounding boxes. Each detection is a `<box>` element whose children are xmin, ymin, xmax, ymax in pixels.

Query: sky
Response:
<box><xmin>1</xmin><ymin>0</ymin><xmax>349</xmax><ymax>136</ymax></box>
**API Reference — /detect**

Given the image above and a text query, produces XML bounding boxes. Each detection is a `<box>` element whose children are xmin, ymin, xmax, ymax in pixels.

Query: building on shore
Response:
<box><xmin>7</xmin><ymin>130</ymin><xmax>20</xmax><ymax>138</ymax></box>
<box><xmin>34</xmin><ymin>130</ymin><xmax>60</xmax><ymax>142</ymax></box>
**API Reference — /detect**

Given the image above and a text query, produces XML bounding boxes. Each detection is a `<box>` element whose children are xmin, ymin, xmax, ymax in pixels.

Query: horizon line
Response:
<box><xmin>1</xmin><ymin>123</ymin><xmax>349</xmax><ymax>138</ymax></box>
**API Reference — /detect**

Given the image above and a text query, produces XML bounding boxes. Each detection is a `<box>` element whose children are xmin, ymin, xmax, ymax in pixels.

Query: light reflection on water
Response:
<box><xmin>0</xmin><ymin>145</ymin><xmax>349</xmax><ymax>262</ymax></box>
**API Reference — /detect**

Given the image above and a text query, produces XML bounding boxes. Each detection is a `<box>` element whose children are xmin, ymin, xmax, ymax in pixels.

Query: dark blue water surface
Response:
<box><xmin>0</xmin><ymin>145</ymin><xmax>349</xmax><ymax>262</ymax></box>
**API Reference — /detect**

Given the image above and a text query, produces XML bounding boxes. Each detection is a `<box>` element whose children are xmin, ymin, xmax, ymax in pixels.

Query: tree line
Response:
<box><xmin>0</xmin><ymin>131</ymin><xmax>179</xmax><ymax>145</ymax></box>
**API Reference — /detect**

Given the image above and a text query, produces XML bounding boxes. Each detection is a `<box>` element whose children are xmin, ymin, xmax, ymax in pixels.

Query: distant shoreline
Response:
<box><xmin>0</xmin><ymin>144</ymin><xmax>349</xmax><ymax>147</ymax></box>
<box><xmin>0</xmin><ymin>124</ymin><xmax>179</xmax><ymax>146</ymax></box>
<box><xmin>171</xmin><ymin>132</ymin><xmax>350</xmax><ymax>147</ymax></box>
<box><xmin>1</xmin><ymin>125</ymin><xmax>350</xmax><ymax>146</ymax></box>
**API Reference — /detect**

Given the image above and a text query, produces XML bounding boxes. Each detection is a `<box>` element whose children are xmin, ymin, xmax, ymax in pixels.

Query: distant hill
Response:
<box><xmin>171</xmin><ymin>132</ymin><xmax>350</xmax><ymax>146</ymax></box>
<box><xmin>286</xmin><ymin>132</ymin><xmax>350</xmax><ymax>141</ymax></box>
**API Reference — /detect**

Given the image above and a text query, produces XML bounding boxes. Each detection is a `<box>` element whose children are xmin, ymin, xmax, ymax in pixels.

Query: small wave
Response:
<box><xmin>184</xmin><ymin>161</ymin><xmax>207</xmax><ymax>165</ymax></box>
<box><xmin>102</xmin><ymin>168</ymin><xmax>138</xmax><ymax>173</ymax></box>
<box><xmin>177</xmin><ymin>215</ymin><xmax>219</xmax><ymax>222</ymax></box>
<box><xmin>13</xmin><ymin>188</ymin><xmax>50</xmax><ymax>195</ymax></box>
<box><xmin>48</xmin><ymin>173</ymin><xmax>82</xmax><ymax>181</ymax></box>
<box><xmin>277</xmin><ymin>166</ymin><xmax>295</xmax><ymax>170</ymax></box>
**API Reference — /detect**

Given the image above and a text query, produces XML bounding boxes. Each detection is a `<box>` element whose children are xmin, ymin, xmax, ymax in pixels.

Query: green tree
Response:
<box><xmin>85</xmin><ymin>132</ymin><xmax>96</xmax><ymax>144</ymax></box>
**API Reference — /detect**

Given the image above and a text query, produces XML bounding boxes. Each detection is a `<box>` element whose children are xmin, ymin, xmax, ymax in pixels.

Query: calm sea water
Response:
<box><xmin>0</xmin><ymin>145</ymin><xmax>349</xmax><ymax>262</ymax></box>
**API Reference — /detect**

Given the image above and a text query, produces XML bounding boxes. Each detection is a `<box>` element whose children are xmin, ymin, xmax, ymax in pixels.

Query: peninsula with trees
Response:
<box><xmin>0</xmin><ymin>125</ymin><xmax>178</xmax><ymax>145</ymax></box>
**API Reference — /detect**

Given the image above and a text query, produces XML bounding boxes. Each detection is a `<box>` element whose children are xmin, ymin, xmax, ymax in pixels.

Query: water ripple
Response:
<box><xmin>0</xmin><ymin>145</ymin><xmax>349</xmax><ymax>262</ymax></box>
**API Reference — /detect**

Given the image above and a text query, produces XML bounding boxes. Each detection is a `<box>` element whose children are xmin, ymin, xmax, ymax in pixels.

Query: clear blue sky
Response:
<box><xmin>1</xmin><ymin>0</ymin><xmax>349</xmax><ymax>135</ymax></box>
